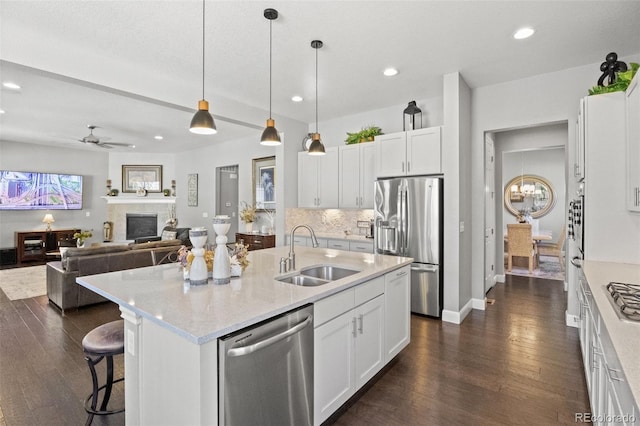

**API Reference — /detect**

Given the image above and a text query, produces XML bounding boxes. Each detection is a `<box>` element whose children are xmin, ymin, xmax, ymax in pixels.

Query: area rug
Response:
<box><xmin>507</xmin><ymin>255</ymin><xmax>565</xmax><ymax>281</ymax></box>
<box><xmin>0</xmin><ymin>265</ymin><xmax>47</xmax><ymax>300</ymax></box>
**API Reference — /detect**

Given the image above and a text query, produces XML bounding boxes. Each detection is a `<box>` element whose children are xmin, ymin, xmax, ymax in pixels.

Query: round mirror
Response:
<box><xmin>504</xmin><ymin>174</ymin><xmax>556</xmax><ymax>219</ymax></box>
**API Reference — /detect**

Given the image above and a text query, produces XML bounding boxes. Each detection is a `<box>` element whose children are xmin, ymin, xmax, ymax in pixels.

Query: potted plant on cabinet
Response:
<box><xmin>345</xmin><ymin>125</ymin><xmax>383</xmax><ymax>144</ymax></box>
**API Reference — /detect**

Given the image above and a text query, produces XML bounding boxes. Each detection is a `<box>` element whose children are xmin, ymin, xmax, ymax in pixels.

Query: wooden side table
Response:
<box><xmin>235</xmin><ymin>233</ymin><xmax>275</xmax><ymax>251</ymax></box>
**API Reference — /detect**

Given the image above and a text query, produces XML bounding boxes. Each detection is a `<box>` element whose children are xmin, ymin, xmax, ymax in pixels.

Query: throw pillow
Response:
<box><xmin>161</xmin><ymin>230</ymin><xmax>177</xmax><ymax>240</ymax></box>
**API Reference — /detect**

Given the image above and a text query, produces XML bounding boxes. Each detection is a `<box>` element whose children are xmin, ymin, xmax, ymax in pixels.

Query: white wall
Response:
<box><xmin>441</xmin><ymin>72</ymin><xmax>473</xmax><ymax>323</ymax></box>
<box><xmin>470</xmin><ymin>54</ymin><xmax>640</xmax><ymax>303</ymax></box>
<box><xmin>312</xmin><ymin>97</ymin><xmax>443</xmax><ymax>148</ymax></box>
<box><xmin>0</xmin><ymin>140</ymin><xmax>109</xmax><ymax>247</ymax></box>
<box><xmin>173</xmin><ymin>117</ymin><xmax>308</xmax><ymax>246</ymax></box>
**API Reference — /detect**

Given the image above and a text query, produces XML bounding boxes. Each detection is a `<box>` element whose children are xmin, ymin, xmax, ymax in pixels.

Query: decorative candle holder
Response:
<box><xmin>188</xmin><ymin>228</ymin><xmax>209</xmax><ymax>286</ymax></box>
<box><xmin>106</xmin><ymin>179</ymin><xmax>112</xmax><ymax>196</ymax></box>
<box><xmin>171</xmin><ymin>179</ymin><xmax>176</xmax><ymax>197</ymax></box>
<box><xmin>212</xmin><ymin>216</ymin><xmax>231</xmax><ymax>285</ymax></box>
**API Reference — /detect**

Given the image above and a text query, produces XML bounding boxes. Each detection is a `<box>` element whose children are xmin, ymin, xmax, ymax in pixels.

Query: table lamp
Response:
<box><xmin>42</xmin><ymin>214</ymin><xmax>55</xmax><ymax>231</ymax></box>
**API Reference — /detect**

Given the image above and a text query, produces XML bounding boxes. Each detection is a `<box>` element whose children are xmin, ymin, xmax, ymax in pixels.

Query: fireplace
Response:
<box><xmin>126</xmin><ymin>213</ymin><xmax>158</xmax><ymax>240</ymax></box>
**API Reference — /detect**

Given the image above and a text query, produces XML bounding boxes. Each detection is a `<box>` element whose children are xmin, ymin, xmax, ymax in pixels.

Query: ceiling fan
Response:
<box><xmin>77</xmin><ymin>125</ymin><xmax>134</xmax><ymax>149</ymax></box>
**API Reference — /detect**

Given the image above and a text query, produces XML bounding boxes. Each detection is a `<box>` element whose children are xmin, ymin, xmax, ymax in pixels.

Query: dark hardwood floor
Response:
<box><xmin>0</xmin><ymin>274</ymin><xmax>588</xmax><ymax>425</ymax></box>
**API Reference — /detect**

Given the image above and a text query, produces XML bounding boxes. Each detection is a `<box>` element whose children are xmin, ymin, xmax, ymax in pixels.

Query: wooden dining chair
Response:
<box><xmin>536</xmin><ymin>224</ymin><xmax>566</xmax><ymax>271</ymax></box>
<box><xmin>507</xmin><ymin>223</ymin><xmax>537</xmax><ymax>274</ymax></box>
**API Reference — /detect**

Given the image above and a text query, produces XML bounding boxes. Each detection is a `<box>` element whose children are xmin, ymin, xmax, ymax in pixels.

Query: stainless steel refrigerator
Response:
<box><xmin>374</xmin><ymin>176</ymin><xmax>443</xmax><ymax>317</ymax></box>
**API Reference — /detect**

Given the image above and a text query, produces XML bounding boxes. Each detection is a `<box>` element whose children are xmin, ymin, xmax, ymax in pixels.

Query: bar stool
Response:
<box><xmin>82</xmin><ymin>319</ymin><xmax>125</xmax><ymax>426</ymax></box>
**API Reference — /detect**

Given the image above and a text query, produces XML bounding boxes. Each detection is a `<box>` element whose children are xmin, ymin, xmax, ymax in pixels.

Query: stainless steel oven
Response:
<box><xmin>569</xmin><ymin>183</ymin><xmax>584</xmax><ymax>254</ymax></box>
<box><xmin>218</xmin><ymin>304</ymin><xmax>314</xmax><ymax>426</ymax></box>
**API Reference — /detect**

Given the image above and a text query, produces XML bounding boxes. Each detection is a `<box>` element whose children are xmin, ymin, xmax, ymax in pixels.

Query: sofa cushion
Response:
<box><xmin>128</xmin><ymin>239</ymin><xmax>182</xmax><ymax>250</ymax></box>
<box><xmin>161</xmin><ymin>229</ymin><xmax>177</xmax><ymax>240</ymax></box>
<box><xmin>64</xmin><ymin>245</ymin><xmax>131</xmax><ymax>258</ymax></box>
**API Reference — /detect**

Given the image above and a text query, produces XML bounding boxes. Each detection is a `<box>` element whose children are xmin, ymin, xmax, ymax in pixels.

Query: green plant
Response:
<box><xmin>588</xmin><ymin>62</ymin><xmax>639</xmax><ymax>95</ymax></box>
<box><xmin>345</xmin><ymin>125</ymin><xmax>383</xmax><ymax>145</ymax></box>
<box><xmin>73</xmin><ymin>230</ymin><xmax>92</xmax><ymax>241</ymax></box>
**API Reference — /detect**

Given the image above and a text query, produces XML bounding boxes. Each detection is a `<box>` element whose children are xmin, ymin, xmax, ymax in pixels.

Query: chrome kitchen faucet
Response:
<box><xmin>287</xmin><ymin>225</ymin><xmax>319</xmax><ymax>271</ymax></box>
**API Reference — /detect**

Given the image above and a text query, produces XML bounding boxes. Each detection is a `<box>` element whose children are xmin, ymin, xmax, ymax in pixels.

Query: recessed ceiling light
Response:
<box><xmin>130</xmin><ymin>145</ymin><xmax>136</xmax><ymax>149</ymax></box>
<box><xmin>0</xmin><ymin>109</ymin><xmax>5</xmax><ymax>114</ymax></box>
<box><xmin>154</xmin><ymin>135</ymin><xmax>163</xmax><ymax>140</ymax></box>
<box><xmin>291</xmin><ymin>95</ymin><xmax>303</xmax><ymax>102</ymax></box>
<box><xmin>3</xmin><ymin>82</ymin><xmax>21</xmax><ymax>90</ymax></box>
<box><xmin>383</xmin><ymin>68</ymin><xmax>398</xmax><ymax>77</ymax></box>
<box><xmin>513</xmin><ymin>27</ymin><xmax>535</xmax><ymax>40</ymax></box>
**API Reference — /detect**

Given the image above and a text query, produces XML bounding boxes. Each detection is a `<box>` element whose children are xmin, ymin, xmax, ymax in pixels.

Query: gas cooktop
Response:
<box><xmin>606</xmin><ymin>282</ymin><xmax>640</xmax><ymax>322</ymax></box>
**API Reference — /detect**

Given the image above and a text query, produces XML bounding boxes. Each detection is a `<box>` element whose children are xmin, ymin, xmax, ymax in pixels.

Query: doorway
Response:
<box><xmin>216</xmin><ymin>165</ymin><xmax>239</xmax><ymax>243</ymax></box>
<box><xmin>484</xmin><ymin>123</ymin><xmax>568</xmax><ymax>285</ymax></box>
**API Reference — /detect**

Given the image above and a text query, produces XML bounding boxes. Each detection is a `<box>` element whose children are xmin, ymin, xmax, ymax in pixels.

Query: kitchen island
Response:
<box><xmin>77</xmin><ymin>245</ymin><xmax>412</xmax><ymax>425</ymax></box>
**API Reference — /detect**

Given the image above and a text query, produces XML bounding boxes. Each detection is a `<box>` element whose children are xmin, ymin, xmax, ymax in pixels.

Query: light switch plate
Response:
<box><xmin>202</xmin><ymin>212</ymin><xmax>208</xmax><ymax>218</ymax></box>
<box><xmin>459</xmin><ymin>221</ymin><xmax>465</xmax><ymax>232</ymax></box>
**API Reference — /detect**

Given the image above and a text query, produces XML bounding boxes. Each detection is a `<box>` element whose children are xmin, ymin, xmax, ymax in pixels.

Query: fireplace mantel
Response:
<box><xmin>100</xmin><ymin>196</ymin><xmax>176</xmax><ymax>204</ymax></box>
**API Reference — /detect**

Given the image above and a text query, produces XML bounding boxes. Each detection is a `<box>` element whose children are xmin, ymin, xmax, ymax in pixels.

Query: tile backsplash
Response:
<box><xmin>285</xmin><ymin>208</ymin><xmax>374</xmax><ymax>237</ymax></box>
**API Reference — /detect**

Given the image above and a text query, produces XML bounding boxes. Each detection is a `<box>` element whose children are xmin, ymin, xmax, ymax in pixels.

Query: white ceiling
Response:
<box><xmin>1</xmin><ymin>1</ymin><xmax>639</xmax><ymax>153</ymax></box>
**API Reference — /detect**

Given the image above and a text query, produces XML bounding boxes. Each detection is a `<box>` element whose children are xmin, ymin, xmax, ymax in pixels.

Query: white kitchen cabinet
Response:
<box><xmin>375</xmin><ymin>127</ymin><xmax>441</xmax><ymax>178</ymax></box>
<box><xmin>338</xmin><ymin>142</ymin><xmax>376</xmax><ymax>208</ymax></box>
<box><xmin>314</xmin><ymin>308</ymin><xmax>356</xmax><ymax>424</ymax></box>
<box><xmin>575</xmin><ymin>98</ymin><xmax>585</xmax><ymax>180</ymax></box>
<box><xmin>349</xmin><ymin>240</ymin><xmax>374</xmax><ymax>253</ymax></box>
<box><xmin>298</xmin><ymin>147</ymin><xmax>339</xmax><ymax>208</ymax></box>
<box><xmin>626</xmin><ymin>73</ymin><xmax>640</xmax><ymax>212</ymax></box>
<box><xmin>578</xmin><ymin>269</ymin><xmax>639</xmax><ymax>425</ymax></box>
<box><xmin>327</xmin><ymin>239</ymin><xmax>349</xmax><ymax>251</ymax></box>
<box><xmin>384</xmin><ymin>265</ymin><xmax>410</xmax><ymax>360</ymax></box>
<box><xmin>313</xmin><ymin>276</ymin><xmax>386</xmax><ymax>425</ymax></box>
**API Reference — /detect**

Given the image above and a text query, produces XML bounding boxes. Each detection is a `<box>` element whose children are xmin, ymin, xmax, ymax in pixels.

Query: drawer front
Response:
<box><xmin>349</xmin><ymin>241</ymin><xmax>374</xmax><ymax>253</ymax></box>
<box><xmin>327</xmin><ymin>239</ymin><xmax>349</xmax><ymax>250</ymax></box>
<box><xmin>354</xmin><ymin>276</ymin><xmax>384</xmax><ymax>306</ymax></box>
<box><xmin>314</xmin><ymin>288</ymin><xmax>355</xmax><ymax>327</ymax></box>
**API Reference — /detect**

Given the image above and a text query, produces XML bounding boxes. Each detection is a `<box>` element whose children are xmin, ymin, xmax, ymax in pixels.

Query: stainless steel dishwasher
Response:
<box><xmin>219</xmin><ymin>304</ymin><xmax>314</xmax><ymax>426</ymax></box>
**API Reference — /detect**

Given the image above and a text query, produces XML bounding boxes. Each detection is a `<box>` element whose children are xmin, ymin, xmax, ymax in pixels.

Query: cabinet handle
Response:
<box><xmin>396</xmin><ymin>270</ymin><xmax>408</xmax><ymax>278</ymax></box>
<box><xmin>352</xmin><ymin>317</ymin><xmax>357</xmax><ymax>337</ymax></box>
<box><xmin>402</xmin><ymin>162</ymin><xmax>405</xmax><ymax>173</ymax></box>
<box><xmin>358</xmin><ymin>314</ymin><xmax>364</xmax><ymax>334</ymax></box>
<box><xmin>636</xmin><ymin>187</ymin><xmax>640</xmax><ymax>207</ymax></box>
<box><xmin>356</xmin><ymin>196</ymin><xmax>359</xmax><ymax>206</ymax></box>
<box><xmin>592</xmin><ymin>345</ymin><xmax>600</xmax><ymax>370</ymax></box>
<box><xmin>407</xmin><ymin>161</ymin><xmax>411</xmax><ymax>173</ymax></box>
<box><xmin>360</xmin><ymin>197</ymin><xmax>363</xmax><ymax>206</ymax></box>
<box><xmin>608</xmin><ymin>367</ymin><xmax>624</xmax><ymax>382</ymax></box>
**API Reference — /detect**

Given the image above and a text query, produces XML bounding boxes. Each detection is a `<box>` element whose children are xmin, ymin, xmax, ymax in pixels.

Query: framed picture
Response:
<box><xmin>122</xmin><ymin>165</ymin><xmax>162</xmax><ymax>193</ymax></box>
<box><xmin>187</xmin><ymin>173</ymin><xmax>198</xmax><ymax>206</ymax></box>
<box><xmin>252</xmin><ymin>156</ymin><xmax>275</xmax><ymax>211</ymax></box>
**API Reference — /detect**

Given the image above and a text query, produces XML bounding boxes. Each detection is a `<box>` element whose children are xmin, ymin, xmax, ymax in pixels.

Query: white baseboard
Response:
<box><xmin>472</xmin><ymin>298</ymin><xmax>486</xmax><ymax>311</ymax></box>
<box><xmin>495</xmin><ymin>274</ymin><xmax>505</xmax><ymax>283</ymax></box>
<box><xmin>565</xmin><ymin>310</ymin><xmax>579</xmax><ymax>328</ymax></box>
<box><xmin>442</xmin><ymin>299</ymin><xmax>473</xmax><ymax>324</ymax></box>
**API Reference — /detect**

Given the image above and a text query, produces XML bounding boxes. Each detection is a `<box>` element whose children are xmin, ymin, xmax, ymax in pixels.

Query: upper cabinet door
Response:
<box><xmin>317</xmin><ymin>147</ymin><xmax>339</xmax><ymax>208</ymax></box>
<box><xmin>626</xmin><ymin>74</ymin><xmax>640</xmax><ymax>212</ymax></box>
<box><xmin>359</xmin><ymin>142</ymin><xmax>377</xmax><ymax>208</ymax></box>
<box><xmin>339</xmin><ymin>145</ymin><xmax>361</xmax><ymax>208</ymax></box>
<box><xmin>298</xmin><ymin>152</ymin><xmax>319</xmax><ymax>208</ymax></box>
<box><xmin>375</xmin><ymin>132</ymin><xmax>406</xmax><ymax>178</ymax></box>
<box><xmin>406</xmin><ymin>127</ymin><xmax>441</xmax><ymax>175</ymax></box>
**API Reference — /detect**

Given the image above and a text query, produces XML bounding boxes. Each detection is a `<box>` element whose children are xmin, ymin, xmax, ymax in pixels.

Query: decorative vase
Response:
<box><xmin>212</xmin><ymin>216</ymin><xmax>231</xmax><ymax>285</ymax></box>
<box><xmin>244</xmin><ymin>222</ymin><xmax>253</xmax><ymax>233</ymax></box>
<box><xmin>188</xmin><ymin>228</ymin><xmax>209</xmax><ymax>286</ymax></box>
<box><xmin>76</xmin><ymin>239</ymin><xmax>85</xmax><ymax>248</ymax></box>
<box><xmin>231</xmin><ymin>264</ymin><xmax>242</xmax><ymax>277</ymax></box>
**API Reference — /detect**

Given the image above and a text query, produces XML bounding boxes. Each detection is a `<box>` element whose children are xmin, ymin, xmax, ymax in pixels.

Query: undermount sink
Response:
<box><xmin>276</xmin><ymin>265</ymin><xmax>361</xmax><ymax>287</ymax></box>
<box><xmin>299</xmin><ymin>265</ymin><xmax>360</xmax><ymax>281</ymax></box>
<box><xmin>277</xmin><ymin>275</ymin><xmax>329</xmax><ymax>287</ymax></box>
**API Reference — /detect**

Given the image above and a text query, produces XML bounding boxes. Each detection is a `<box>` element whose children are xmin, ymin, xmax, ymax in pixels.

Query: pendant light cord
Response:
<box><xmin>269</xmin><ymin>17</ymin><xmax>272</xmax><ymax>119</ymax></box>
<box><xmin>315</xmin><ymin>46</ymin><xmax>318</xmax><ymax>134</ymax></box>
<box><xmin>202</xmin><ymin>0</ymin><xmax>206</xmax><ymax>100</ymax></box>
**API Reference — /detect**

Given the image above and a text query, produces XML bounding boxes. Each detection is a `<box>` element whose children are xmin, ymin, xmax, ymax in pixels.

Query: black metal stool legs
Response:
<box><xmin>83</xmin><ymin>354</ymin><xmax>124</xmax><ymax>426</ymax></box>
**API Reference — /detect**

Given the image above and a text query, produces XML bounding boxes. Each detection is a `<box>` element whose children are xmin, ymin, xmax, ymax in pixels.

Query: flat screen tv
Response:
<box><xmin>0</xmin><ymin>170</ymin><xmax>83</xmax><ymax>210</ymax></box>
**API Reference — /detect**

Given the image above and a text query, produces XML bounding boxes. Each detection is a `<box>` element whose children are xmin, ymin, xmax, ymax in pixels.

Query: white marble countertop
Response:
<box><xmin>287</xmin><ymin>232</ymin><xmax>374</xmax><ymax>241</ymax></box>
<box><xmin>582</xmin><ymin>260</ymin><xmax>640</xmax><ymax>407</ymax></box>
<box><xmin>77</xmin><ymin>246</ymin><xmax>412</xmax><ymax>345</ymax></box>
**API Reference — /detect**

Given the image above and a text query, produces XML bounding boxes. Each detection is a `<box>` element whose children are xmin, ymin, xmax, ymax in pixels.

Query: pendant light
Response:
<box><xmin>308</xmin><ymin>40</ymin><xmax>326</xmax><ymax>156</ymax></box>
<box><xmin>260</xmin><ymin>8</ymin><xmax>281</xmax><ymax>146</ymax></box>
<box><xmin>190</xmin><ymin>0</ymin><xmax>217</xmax><ymax>135</ymax></box>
